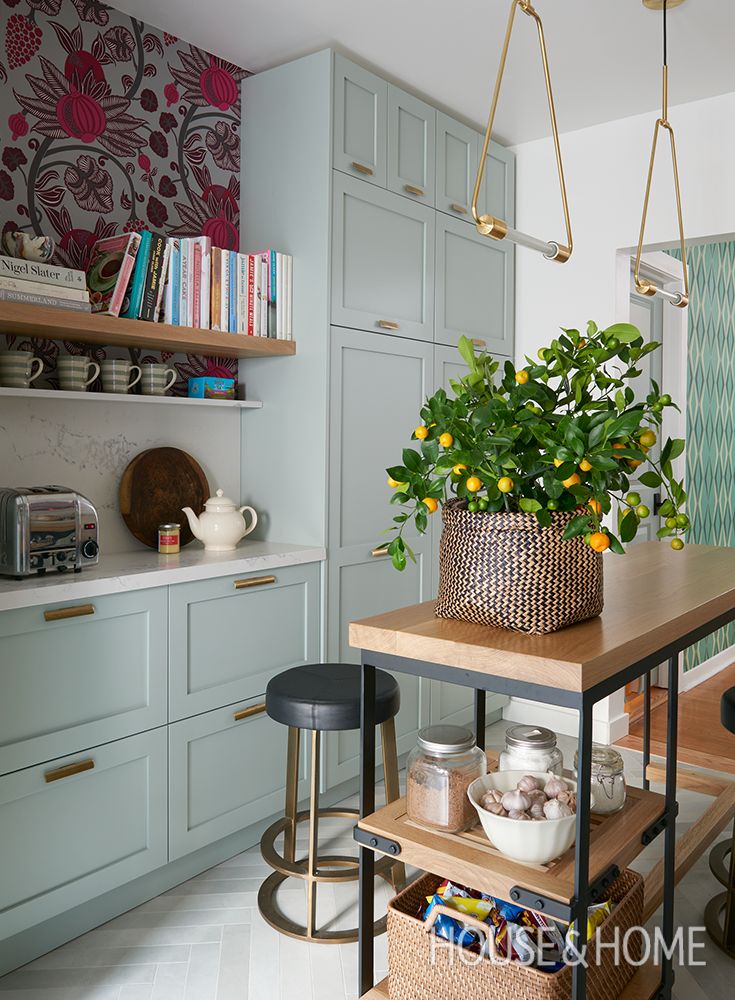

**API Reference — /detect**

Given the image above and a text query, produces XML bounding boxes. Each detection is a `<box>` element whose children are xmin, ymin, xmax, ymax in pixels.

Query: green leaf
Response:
<box><xmin>668</xmin><ymin>439</ymin><xmax>685</xmax><ymax>462</ymax></box>
<box><xmin>563</xmin><ymin>515</ymin><xmax>593</xmax><ymax>540</ymax></box>
<box><xmin>457</xmin><ymin>335</ymin><xmax>477</xmax><ymax>369</ymax></box>
<box><xmin>387</xmin><ymin>466</ymin><xmax>408</xmax><ymax>482</ymax></box>
<box><xmin>587</xmin><ymin>455</ymin><xmax>619</xmax><ymax>471</ymax></box>
<box><xmin>659</xmin><ymin>499</ymin><xmax>674</xmax><ymax>517</ymax></box>
<box><xmin>606</xmin><ymin>532</ymin><xmax>626</xmax><ymax>555</ymax></box>
<box><xmin>420</xmin><ymin>438</ymin><xmax>439</xmax><ymax>464</ymax></box>
<box><xmin>604</xmin><ymin>323</ymin><xmax>642</xmax><ymax>344</ymax></box>
<box><xmin>402</xmin><ymin>448</ymin><xmax>422</xmax><ymax>473</ymax></box>
<box><xmin>536</xmin><ymin>508</ymin><xmax>553</xmax><ymax>528</ymax></box>
<box><xmin>620</xmin><ymin>510</ymin><xmax>639</xmax><ymax>544</ymax></box>
<box><xmin>638</xmin><ymin>471</ymin><xmax>662</xmax><ymax>488</ymax></box>
<box><xmin>588</xmin><ymin>421</ymin><xmax>610</xmax><ymax>449</ymax></box>
<box><xmin>519</xmin><ymin>498</ymin><xmax>542</xmax><ymax>513</ymax></box>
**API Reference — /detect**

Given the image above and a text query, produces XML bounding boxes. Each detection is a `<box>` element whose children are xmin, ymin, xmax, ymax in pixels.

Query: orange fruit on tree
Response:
<box><xmin>639</xmin><ymin>429</ymin><xmax>657</xmax><ymax>449</ymax></box>
<box><xmin>562</xmin><ymin>472</ymin><xmax>581</xmax><ymax>489</ymax></box>
<box><xmin>466</xmin><ymin>476</ymin><xmax>482</xmax><ymax>493</ymax></box>
<box><xmin>452</xmin><ymin>463</ymin><xmax>467</xmax><ymax>475</ymax></box>
<box><xmin>588</xmin><ymin>498</ymin><xmax>602</xmax><ymax>515</ymax></box>
<box><xmin>414</xmin><ymin>425</ymin><xmax>429</xmax><ymax>440</ymax></box>
<box><xmin>579</xmin><ymin>458</ymin><xmax>592</xmax><ymax>472</ymax></box>
<box><xmin>671</xmin><ymin>538</ymin><xmax>684</xmax><ymax>551</ymax></box>
<box><xmin>387</xmin><ymin>476</ymin><xmax>402</xmax><ymax>489</ymax></box>
<box><xmin>497</xmin><ymin>476</ymin><xmax>514</xmax><ymax>493</ymax></box>
<box><xmin>422</xmin><ymin>497</ymin><xmax>438</xmax><ymax>513</ymax></box>
<box><xmin>589</xmin><ymin>532</ymin><xmax>610</xmax><ymax>552</ymax></box>
<box><xmin>515</xmin><ymin>370</ymin><xmax>530</xmax><ymax>385</ymax></box>
<box><xmin>439</xmin><ymin>432</ymin><xmax>454</xmax><ymax>448</ymax></box>
<box><xmin>553</xmin><ymin>458</ymin><xmax>564</xmax><ymax>468</ymax></box>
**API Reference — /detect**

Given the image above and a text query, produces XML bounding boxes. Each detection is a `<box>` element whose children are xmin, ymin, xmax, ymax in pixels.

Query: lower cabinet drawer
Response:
<box><xmin>0</xmin><ymin>728</ymin><xmax>167</xmax><ymax>939</ymax></box>
<box><xmin>0</xmin><ymin>589</ymin><xmax>167</xmax><ymax>776</ymax></box>
<box><xmin>168</xmin><ymin>699</ymin><xmax>309</xmax><ymax>860</ymax></box>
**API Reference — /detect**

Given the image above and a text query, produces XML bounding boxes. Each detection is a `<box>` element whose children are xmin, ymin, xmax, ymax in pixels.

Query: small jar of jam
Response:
<box><xmin>158</xmin><ymin>523</ymin><xmax>180</xmax><ymax>554</ymax></box>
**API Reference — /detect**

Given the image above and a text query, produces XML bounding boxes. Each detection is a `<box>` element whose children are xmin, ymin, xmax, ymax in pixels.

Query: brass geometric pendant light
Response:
<box><xmin>471</xmin><ymin>0</ymin><xmax>573</xmax><ymax>263</ymax></box>
<box><xmin>634</xmin><ymin>0</ymin><xmax>689</xmax><ymax>307</ymax></box>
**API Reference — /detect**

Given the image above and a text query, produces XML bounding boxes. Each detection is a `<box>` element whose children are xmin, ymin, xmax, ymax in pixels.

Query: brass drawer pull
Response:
<box><xmin>351</xmin><ymin>161</ymin><xmax>374</xmax><ymax>176</ymax></box>
<box><xmin>471</xmin><ymin>338</ymin><xmax>487</xmax><ymax>348</ymax></box>
<box><xmin>234</xmin><ymin>702</ymin><xmax>267</xmax><ymax>722</ymax></box>
<box><xmin>404</xmin><ymin>184</ymin><xmax>424</xmax><ymax>197</ymax></box>
<box><xmin>450</xmin><ymin>202</ymin><xmax>468</xmax><ymax>215</ymax></box>
<box><xmin>377</xmin><ymin>320</ymin><xmax>399</xmax><ymax>330</ymax></box>
<box><xmin>371</xmin><ymin>545</ymin><xmax>390</xmax><ymax>557</ymax></box>
<box><xmin>44</xmin><ymin>604</ymin><xmax>95</xmax><ymax>623</ymax></box>
<box><xmin>45</xmin><ymin>759</ymin><xmax>94</xmax><ymax>783</ymax></box>
<box><xmin>234</xmin><ymin>575</ymin><xmax>276</xmax><ymax>590</ymax></box>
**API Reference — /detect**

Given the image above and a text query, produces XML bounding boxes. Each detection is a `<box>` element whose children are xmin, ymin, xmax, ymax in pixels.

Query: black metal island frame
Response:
<box><xmin>349</xmin><ymin>542</ymin><xmax>735</xmax><ymax>1000</ymax></box>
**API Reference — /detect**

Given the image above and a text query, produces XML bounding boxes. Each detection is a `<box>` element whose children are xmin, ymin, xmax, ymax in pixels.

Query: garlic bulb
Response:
<box><xmin>481</xmin><ymin>788</ymin><xmax>504</xmax><ymax>806</ymax></box>
<box><xmin>543</xmin><ymin>798</ymin><xmax>573</xmax><ymax>820</ymax></box>
<box><xmin>508</xmin><ymin>809</ymin><xmax>531</xmax><ymax>821</ymax></box>
<box><xmin>544</xmin><ymin>775</ymin><xmax>570</xmax><ymax>799</ymax></box>
<box><xmin>517</xmin><ymin>774</ymin><xmax>542</xmax><ymax>793</ymax></box>
<box><xmin>501</xmin><ymin>789</ymin><xmax>531</xmax><ymax>813</ymax></box>
<box><xmin>529</xmin><ymin>801</ymin><xmax>546</xmax><ymax>820</ymax></box>
<box><xmin>483</xmin><ymin>801</ymin><xmax>507</xmax><ymax>816</ymax></box>
<box><xmin>557</xmin><ymin>790</ymin><xmax>577</xmax><ymax>811</ymax></box>
<box><xmin>527</xmin><ymin>789</ymin><xmax>547</xmax><ymax>807</ymax></box>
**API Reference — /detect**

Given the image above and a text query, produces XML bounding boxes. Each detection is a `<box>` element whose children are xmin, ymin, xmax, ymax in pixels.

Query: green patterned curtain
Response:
<box><xmin>669</xmin><ymin>243</ymin><xmax>735</xmax><ymax>669</ymax></box>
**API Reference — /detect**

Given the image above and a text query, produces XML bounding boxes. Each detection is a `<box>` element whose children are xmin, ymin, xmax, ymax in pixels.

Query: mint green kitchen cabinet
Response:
<box><xmin>435</xmin><ymin>112</ymin><xmax>478</xmax><ymax>220</ymax></box>
<box><xmin>169</xmin><ymin>697</ymin><xmax>309</xmax><ymax>860</ymax></box>
<box><xmin>331</xmin><ymin>173</ymin><xmax>435</xmax><ymax>341</ymax></box>
<box><xmin>435</xmin><ymin>212</ymin><xmax>515</xmax><ymax>354</ymax></box>
<box><xmin>0</xmin><ymin>727</ymin><xmax>167</xmax><ymax>939</ymax></box>
<box><xmin>387</xmin><ymin>85</ymin><xmax>436</xmax><ymax>206</ymax></box>
<box><xmin>0</xmin><ymin>589</ymin><xmax>167</xmax><ymax>776</ymax></box>
<box><xmin>476</xmin><ymin>134</ymin><xmax>516</xmax><ymax>225</ymax></box>
<box><xmin>333</xmin><ymin>53</ymin><xmax>387</xmax><ymax>187</ymax></box>
<box><xmin>168</xmin><ymin>563</ymin><xmax>320</xmax><ymax>722</ymax></box>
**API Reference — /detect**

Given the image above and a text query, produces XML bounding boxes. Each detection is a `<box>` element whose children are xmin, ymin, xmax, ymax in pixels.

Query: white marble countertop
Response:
<box><xmin>0</xmin><ymin>541</ymin><xmax>326</xmax><ymax>612</ymax></box>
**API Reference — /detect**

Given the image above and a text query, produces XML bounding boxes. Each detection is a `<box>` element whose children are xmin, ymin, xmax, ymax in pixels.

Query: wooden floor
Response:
<box><xmin>618</xmin><ymin>663</ymin><xmax>735</xmax><ymax>775</ymax></box>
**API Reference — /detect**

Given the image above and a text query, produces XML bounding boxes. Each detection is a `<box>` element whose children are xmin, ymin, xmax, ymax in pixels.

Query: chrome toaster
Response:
<box><xmin>0</xmin><ymin>486</ymin><xmax>100</xmax><ymax>578</ymax></box>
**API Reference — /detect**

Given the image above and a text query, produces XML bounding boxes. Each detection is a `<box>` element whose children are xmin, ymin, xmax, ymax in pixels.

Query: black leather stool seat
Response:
<box><xmin>266</xmin><ymin>663</ymin><xmax>400</xmax><ymax>732</ymax></box>
<box><xmin>722</xmin><ymin>686</ymin><xmax>735</xmax><ymax>735</ymax></box>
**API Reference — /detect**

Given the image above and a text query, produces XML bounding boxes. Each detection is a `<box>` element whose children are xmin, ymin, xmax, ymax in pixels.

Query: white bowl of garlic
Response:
<box><xmin>467</xmin><ymin>770</ymin><xmax>588</xmax><ymax>865</ymax></box>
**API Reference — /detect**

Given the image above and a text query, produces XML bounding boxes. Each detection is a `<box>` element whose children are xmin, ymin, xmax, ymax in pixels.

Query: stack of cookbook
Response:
<box><xmin>0</xmin><ymin>256</ymin><xmax>90</xmax><ymax>312</ymax></box>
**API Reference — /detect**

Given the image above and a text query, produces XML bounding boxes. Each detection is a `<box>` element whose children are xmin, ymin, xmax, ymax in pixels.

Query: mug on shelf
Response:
<box><xmin>0</xmin><ymin>350</ymin><xmax>44</xmax><ymax>389</ymax></box>
<box><xmin>140</xmin><ymin>363</ymin><xmax>177</xmax><ymax>396</ymax></box>
<box><xmin>101</xmin><ymin>359</ymin><xmax>142</xmax><ymax>394</ymax></box>
<box><xmin>57</xmin><ymin>356</ymin><xmax>100</xmax><ymax>392</ymax></box>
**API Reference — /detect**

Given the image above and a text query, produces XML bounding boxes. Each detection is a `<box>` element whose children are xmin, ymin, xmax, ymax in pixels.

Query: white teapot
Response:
<box><xmin>182</xmin><ymin>489</ymin><xmax>258</xmax><ymax>552</ymax></box>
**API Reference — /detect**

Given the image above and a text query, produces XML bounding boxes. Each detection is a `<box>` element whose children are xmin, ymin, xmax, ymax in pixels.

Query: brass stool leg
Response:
<box><xmin>306</xmin><ymin>729</ymin><xmax>320</xmax><ymax>937</ymax></box>
<box><xmin>380</xmin><ymin>717</ymin><xmax>405</xmax><ymax>891</ymax></box>
<box><xmin>283</xmin><ymin>726</ymin><xmax>300</xmax><ymax>864</ymax></box>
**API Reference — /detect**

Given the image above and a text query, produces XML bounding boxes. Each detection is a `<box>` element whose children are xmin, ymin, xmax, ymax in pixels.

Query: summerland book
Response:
<box><xmin>0</xmin><ymin>257</ymin><xmax>86</xmax><ymax>290</ymax></box>
<box><xmin>0</xmin><ymin>288</ymin><xmax>90</xmax><ymax>312</ymax></box>
<box><xmin>86</xmin><ymin>233</ymin><xmax>142</xmax><ymax>316</ymax></box>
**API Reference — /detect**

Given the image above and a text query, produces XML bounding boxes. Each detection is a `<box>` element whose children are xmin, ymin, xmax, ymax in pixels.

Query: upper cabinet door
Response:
<box><xmin>387</xmin><ymin>85</ymin><xmax>436</xmax><ymax>206</ymax></box>
<box><xmin>476</xmin><ymin>135</ymin><xmax>516</xmax><ymax>226</ymax></box>
<box><xmin>435</xmin><ymin>112</ymin><xmax>479</xmax><ymax>220</ymax></box>
<box><xmin>333</xmin><ymin>54</ymin><xmax>387</xmax><ymax>187</ymax></box>
<box><xmin>435</xmin><ymin>213</ymin><xmax>515</xmax><ymax>356</ymax></box>
<box><xmin>332</xmin><ymin>172</ymin><xmax>435</xmax><ymax>341</ymax></box>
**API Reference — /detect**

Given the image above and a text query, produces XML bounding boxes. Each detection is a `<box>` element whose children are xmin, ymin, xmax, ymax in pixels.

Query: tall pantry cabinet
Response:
<box><xmin>240</xmin><ymin>50</ymin><xmax>515</xmax><ymax>787</ymax></box>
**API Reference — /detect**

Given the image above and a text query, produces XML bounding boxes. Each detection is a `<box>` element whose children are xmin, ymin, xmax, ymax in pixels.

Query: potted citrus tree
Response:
<box><xmin>384</xmin><ymin>322</ymin><xmax>687</xmax><ymax>634</ymax></box>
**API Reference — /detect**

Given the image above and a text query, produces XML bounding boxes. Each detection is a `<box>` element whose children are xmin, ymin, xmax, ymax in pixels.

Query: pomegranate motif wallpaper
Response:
<box><xmin>0</xmin><ymin>0</ymin><xmax>249</xmax><ymax>389</ymax></box>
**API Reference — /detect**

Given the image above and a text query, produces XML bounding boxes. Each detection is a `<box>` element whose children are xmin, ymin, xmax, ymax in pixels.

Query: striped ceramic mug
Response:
<box><xmin>140</xmin><ymin>363</ymin><xmax>177</xmax><ymax>396</ymax></box>
<box><xmin>0</xmin><ymin>350</ymin><xmax>43</xmax><ymax>389</ymax></box>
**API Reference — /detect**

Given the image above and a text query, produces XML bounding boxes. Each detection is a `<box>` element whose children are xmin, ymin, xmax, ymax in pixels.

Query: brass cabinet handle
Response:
<box><xmin>450</xmin><ymin>202</ymin><xmax>468</xmax><ymax>215</ymax></box>
<box><xmin>44</xmin><ymin>603</ymin><xmax>95</xmax><ymax>623</ymax></box>
<box><xmin>234</xmin><ymin>575</ymin><xmax>276</xmax><ymax>590</ymax></box>
<box><xmin>471</xmin><ymin>338</ymin><xmax>487</xmax><ymax>348</ymax></box>
<box><xmin>234</xmin><ymin>702</ymin><xmax>267</xmax><ymax>722</ymax></box>
<box><xmin>377</xmin><ymin>320</ymin><xmax>399</xmax><ymax>330</ymax></box>
<box><xmin>351</xmin><ymin>161</ymin><xmax>374</xmax><ymax>176</ymax></box>
<box><xmin>45</xmin><ymin>758</ymin><xmax>94</xmax><ymax>783</ymax></box>
<box><xmin>371</xmin><ymin>545</ymin><xmax>390</xmax><ymax>557</ymax></box>
<box><xmin>404</xmin><ymin>184</ymin><xmax>424</xmax><ymax>197</ymax></box>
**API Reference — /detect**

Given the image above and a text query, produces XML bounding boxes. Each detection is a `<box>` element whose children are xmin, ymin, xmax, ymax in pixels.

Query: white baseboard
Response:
<box><xmin>680</xmin><ymin>644</ymin><xmax>735</xmax><ymax>692</ymax></box>
<box><xmin>502</xmin><ymin>699</ymin><xmax>629</xmax><ymax>746</ymax></box>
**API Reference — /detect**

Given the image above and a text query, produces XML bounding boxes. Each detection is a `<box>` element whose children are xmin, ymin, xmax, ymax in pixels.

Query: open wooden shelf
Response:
<box><xmin>358</xmin><ymin>755</ymin><xmax>665</xmax><ymax>910</ymax></box>
<box><xmin>0</xmin><ymin>301</ymin><xmax>296</xmax><ymax>360</ymax></box>
<box><xmin>0</xmin><ymin>385</ymin><xmax>262</xmax><ymax>409</ymax></box>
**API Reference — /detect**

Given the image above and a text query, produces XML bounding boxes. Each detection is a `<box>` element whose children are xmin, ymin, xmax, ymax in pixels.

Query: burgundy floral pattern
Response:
<box><xmin>0</xmin><ymin>0</ymin><xmax>249</xmax><ymax>390</ymax></box>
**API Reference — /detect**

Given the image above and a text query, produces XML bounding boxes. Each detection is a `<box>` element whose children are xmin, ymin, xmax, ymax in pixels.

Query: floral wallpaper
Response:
<box><xmin>0</xmin><ymin>0</ymin><xmax>248</xmax><ymax>391</ymax></box>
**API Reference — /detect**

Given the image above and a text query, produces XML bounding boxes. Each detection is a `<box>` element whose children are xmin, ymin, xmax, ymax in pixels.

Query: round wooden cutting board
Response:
<box><xmin>119</xmin><ymin>447</ymin><xmax>210</xmax><ymax>549</ymax></box>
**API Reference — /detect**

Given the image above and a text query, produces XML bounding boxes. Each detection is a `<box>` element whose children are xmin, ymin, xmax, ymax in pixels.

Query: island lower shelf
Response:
<box><xmin>357</xmin><ymin>780</ymin><xmax>665</xmax><ymax>909</ymax></box>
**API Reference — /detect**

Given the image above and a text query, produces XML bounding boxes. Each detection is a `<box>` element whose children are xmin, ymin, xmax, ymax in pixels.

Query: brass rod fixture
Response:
<box><xmin>634</xmin><ymin>0</ymin><xmax>689</xmax><ymax>308</ymax></box>
<box><xmin>472</xmin><ymin>0</ymin><xmax>572</xmax><ymax>263</ymax></box>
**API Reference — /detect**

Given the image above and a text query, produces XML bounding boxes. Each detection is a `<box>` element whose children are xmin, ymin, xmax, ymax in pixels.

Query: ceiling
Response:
<box><xmin>114</xmin><ymin>0</ymin><xmax>734</xmax><ymax>144</ymax></box>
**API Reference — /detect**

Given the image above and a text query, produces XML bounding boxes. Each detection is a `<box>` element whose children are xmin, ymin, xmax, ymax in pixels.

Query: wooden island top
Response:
<box><xmin>349</xmin><ymin>542</ymin><xmax>735</xmax><ymax>693</ymax></box>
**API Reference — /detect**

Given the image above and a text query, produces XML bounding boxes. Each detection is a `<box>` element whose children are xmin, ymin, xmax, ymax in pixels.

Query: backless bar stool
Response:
<box><xmin>258</xmin><ymin>663</ymin><xmax>404</xmax><ymax>943</ymax></box>
<box><xmin>705</xmin><ymin>686</ymin><xmax>735</xmax><ymax>957</ymax></box>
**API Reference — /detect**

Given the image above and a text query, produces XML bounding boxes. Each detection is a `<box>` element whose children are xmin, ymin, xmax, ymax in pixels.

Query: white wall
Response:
<box><xmin>511</xmin><ymin>89</ymin><xmax>735</xmax><ymax>360</ymax></box>
<box><xmin>0</xmin><ymin>397</ymin><xmax>242</xmax><ymax>553</ymax></box>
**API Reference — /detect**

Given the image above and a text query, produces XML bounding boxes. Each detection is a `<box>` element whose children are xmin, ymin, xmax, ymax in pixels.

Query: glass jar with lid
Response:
<box><xmin>574</xmin><ymin>745</ymin><xmax>627</xmax><ymax>815</ymax></box>
<box><xmin>406</xmin><ymin>725</ymin><xmax>487</xmax><ymax>834</ymax></box>
<box><xmin>499</xmin><ymin>725</ymin><xmax>564</xmax><ymax>776</ymax></box>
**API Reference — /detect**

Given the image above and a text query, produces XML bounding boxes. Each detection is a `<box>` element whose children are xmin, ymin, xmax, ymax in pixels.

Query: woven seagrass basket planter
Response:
<box><xmin>435</xmin><ymin>499</ymin><xmax>604</xmax><ymax>635</ymax></box>
<box><xmin>387</xmin><ymin>870</ymin><xmax>643</xmax><ymax>1000</ymax></box>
